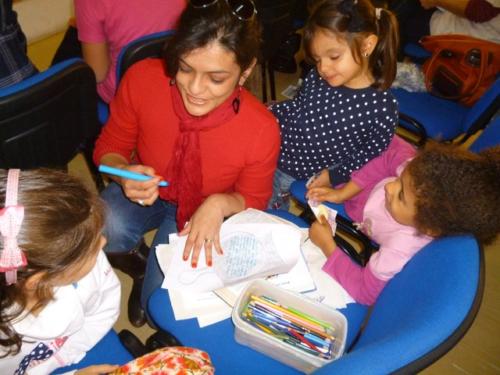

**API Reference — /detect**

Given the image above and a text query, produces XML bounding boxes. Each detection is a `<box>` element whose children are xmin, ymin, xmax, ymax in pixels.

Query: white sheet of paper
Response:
<box><xmin>155</xmin><ymin>209</ymin><xmax>353</xmax><ymax>328</ymax></box>
<box><xmin>301</xmin><ymin>239</ymin><xmax>354</xmax><ymax>308</ymax></box>
<box><xmin>163</xmin><ymin>222</ymin><xmax>301</xmax><ymax>293</ymax></box>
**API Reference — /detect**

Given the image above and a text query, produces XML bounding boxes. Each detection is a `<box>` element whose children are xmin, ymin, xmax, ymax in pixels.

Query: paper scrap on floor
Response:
<box><xmin>156</xmin><ymin>208</ymin><xmax>354</xmax><ymax>327</ymax></box>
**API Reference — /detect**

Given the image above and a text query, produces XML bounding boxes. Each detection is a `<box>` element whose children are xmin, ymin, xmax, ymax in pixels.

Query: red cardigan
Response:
<box><xmin>94</xmin><ymin>59</ymin><xmax>280</xmax><ymax>210</ymax></box>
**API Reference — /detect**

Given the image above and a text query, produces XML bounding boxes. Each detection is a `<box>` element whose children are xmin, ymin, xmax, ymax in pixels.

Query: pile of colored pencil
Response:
<box><xmin>241</xmin><ymin>294</ymin><xmax>336</xmax><ymax>359</ymax></box>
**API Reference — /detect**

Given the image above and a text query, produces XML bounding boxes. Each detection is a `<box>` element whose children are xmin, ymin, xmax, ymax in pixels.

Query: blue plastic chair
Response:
<box><xmin>469</xmin><ymin>116</ymin><xmax>500</xmax><ymax>152</ymax></box>
<box><xmin>147</xmin><ymin>209</ymin><xmax>368</xmax><ymax>375</ymax></box>
<box><xmin>314</xmin><ymin>235</ymin><xmax>483</xmax><ymax>374</ymax></box>
<box><xmin>52</xmin><ymin>330</ymin><xmax>134</xmax><ymax>374</ymax></box>
<box><xmin>0</xmin><ymin>58</ymin><xmax>104</xmax><ymax>190</ymax></box>
<box><xmin>147</xmin><ymin>210</ymin><xmax>483</xmax><ymax>374</ymax></box>
<box><xmin>98</xmin><ymin>30</ymin><xmax>175</xmax><ymax>124</ymax></box>
<box><xmin>392</xmin><ymin>76</ymin><xmax>500</xmax><ymax>145</ymax></box>
<box><xmin>403</xmin><ymin>42</ymin><xmax>431</xmax><ymax>64</ymax></box>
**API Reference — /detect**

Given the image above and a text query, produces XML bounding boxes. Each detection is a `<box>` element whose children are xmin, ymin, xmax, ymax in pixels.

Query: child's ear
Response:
<box><xmin>239</xmin><ymin>58</ymin><xmax>257</xmax><ymax>86</ymax></box>
<box><xmin>361</xmin><ymin>34</ymin><xmax>378</xmax><ymax>57</ymax></box>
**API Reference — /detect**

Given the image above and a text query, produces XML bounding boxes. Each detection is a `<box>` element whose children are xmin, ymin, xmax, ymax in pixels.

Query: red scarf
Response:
<box><xmin>164</xmin><ymin>84</ymin><xmax>240</xmax><ymax>230</ymax></box>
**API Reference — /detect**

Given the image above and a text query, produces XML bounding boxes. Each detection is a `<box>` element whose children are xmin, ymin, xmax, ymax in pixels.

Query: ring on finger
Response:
<box><xmin>204</xmin><ymin>238</ymin><xmax>213</xmax><ymax>244</ymax></box>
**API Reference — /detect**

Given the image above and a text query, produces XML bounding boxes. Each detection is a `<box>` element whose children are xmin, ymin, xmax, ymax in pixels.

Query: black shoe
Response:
<box><xmin>118</xmin><ymin>329</ymin><xmax>148</xmax><ymax>358</ymax></box>
<box><xmin>128</xmin><ymin>277</ymin><xmax>147</xmax><ymax>328</ymax></box>
<box><xmin>145</xmin><ymin>330</ymin><xmax>183</xmax><ymax>352</ymax></box>
<box><xmin>107</xmin><ymin>240</ymin><xmax>150</xmax><ymax>279</ymax></box>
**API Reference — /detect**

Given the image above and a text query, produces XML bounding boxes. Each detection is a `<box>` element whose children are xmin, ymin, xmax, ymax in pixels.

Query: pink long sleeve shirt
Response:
<box><xmin>322</xmin><ymin>137</ymin><xmax>432</xmax><ymax>305</ymax></box>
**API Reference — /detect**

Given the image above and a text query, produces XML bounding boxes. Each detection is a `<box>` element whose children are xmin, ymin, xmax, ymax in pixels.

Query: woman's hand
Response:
<box><xmin>306</xmin><ymin>169</ymin><xmax>331</xmax><ymax>189</ymax></box>
<box><xmin>178</xmin><ymin>195</ymin><xmax>226</xmax><ymax>268</ymax></box>
<box><xmin>309</xmin><ymin>220</ymin><xmax>336</xmax><ymax>258</ymax></box>
<box><xmin>119</xmin><ymin>164</ymin><xmax>162</xmax><ymax>206</ymax></box>
<box><xmin>75</xmin><ymin>364</ymin><xmax>119</xmax><ymax>374</ymax></box>
<box><xmin>306</xmin><ymin>186</ymin><xmax>345</xmax><ymax>204</ymax></box>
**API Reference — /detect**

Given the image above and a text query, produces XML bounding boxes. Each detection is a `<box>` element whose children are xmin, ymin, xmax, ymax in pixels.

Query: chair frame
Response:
<box><xmin>116</xmin><ymin>30</ymin><xmax>175</xmax><ymax>83</ymax></box>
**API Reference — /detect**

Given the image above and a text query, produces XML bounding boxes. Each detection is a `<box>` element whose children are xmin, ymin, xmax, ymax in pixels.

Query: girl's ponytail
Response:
<box><xmin>370</xmin><ymin>7</ymin><xmax>399</xmax><ymax>89</ymax></box>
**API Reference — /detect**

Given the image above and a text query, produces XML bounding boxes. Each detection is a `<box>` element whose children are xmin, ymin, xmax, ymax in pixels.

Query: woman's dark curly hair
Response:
<box><xmin>407</xmin><ymin>143</ymin><xmax>500</xmax><ymax>245</ymax></box>
<box><xmin>0</xmin><ymin>169</ymin><xmax>105</xmax><ymax>357</ymax></box>
<box><xmin>164</xmin><ymin>1</ymin><xmax>261</xmax><ymax>77</ymax></box>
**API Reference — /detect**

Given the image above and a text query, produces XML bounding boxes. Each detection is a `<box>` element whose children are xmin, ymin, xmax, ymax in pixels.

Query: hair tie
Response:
<box><xmin>338</xmin><ymin>0</ymin><xmax>365</xmax><ymax>32</ymax></box>
<box><xmin>375</xmin><ymin>8</ymin><xmax>382</xmax><ymax>20</ymax></box>
<box><xmin>0</xmin><ymin>169</ymin><xmax>27</xmax><ymax>285</ymax></box>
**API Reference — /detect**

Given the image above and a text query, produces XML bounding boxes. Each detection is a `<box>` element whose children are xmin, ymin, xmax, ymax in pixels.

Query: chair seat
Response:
<box><xmin>392</xmin><ymin>88</ymin><xmax>469</xmax><ymax>140</ymax></box>
<box><xmin>52</xmin><ymin>330</ymin><xmax>134</xmax><ymax>374</ymax></box>
<box><xmin>148</xmin><ymin>289</ymin><xmax>367</xmax><ymax>374</ymax></box>
<box><xmin>403</xmin><ymin>43</ymin><xmax>431</xmax><ymax>62</ymax></box>
<box><xmin>148</xmin><ymin>209</ymin><xmax>368</xmax><ymax>374</ymax></box>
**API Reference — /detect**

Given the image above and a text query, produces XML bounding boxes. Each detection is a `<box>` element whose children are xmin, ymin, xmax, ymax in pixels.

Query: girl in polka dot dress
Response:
<box><xmin>0</xmin><ymin>169</ymin><xmax>120</xmax><ymax>375</ymax></box>
<box><xmin>269</xmin><ymin>0</ymin><xmax>400</xmax><ymax>210</ymax></box>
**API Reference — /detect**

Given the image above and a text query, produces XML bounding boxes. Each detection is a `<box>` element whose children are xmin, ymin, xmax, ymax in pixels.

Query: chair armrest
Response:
<box><xmin>397</xmin><ymin>112</ymin><xmax>428</xmax><ymax>146</ymax></box>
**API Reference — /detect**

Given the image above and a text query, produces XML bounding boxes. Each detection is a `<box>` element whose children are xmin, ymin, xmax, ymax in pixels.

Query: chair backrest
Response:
<box><xmin>462</xmin><ymin>77</ymin><xmax>500</xmax><ymax>136</ymax></box>
<box><xmin>314</xmin><ymin>236</ymin><xmax>484</xmax><ymax>374</ymax></box>
<box><xmin>116</xmin><ymin>30</ymin><xmax>175</xmax><ymax>83</ymax></box>
<box><xmin>469</xmin><ymin>116</ymin><xmax>500</xmax><ymax>152</ymax></box>
<box><xmin>0</xmin><ymin>58</ymin><xmax>100</xmax><ymax>169</ymax></box>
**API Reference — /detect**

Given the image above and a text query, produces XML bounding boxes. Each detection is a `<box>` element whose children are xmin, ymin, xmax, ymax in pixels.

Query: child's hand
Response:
<box><xmin>306</xmin><ymin>169</ymin><xmax>330</xmax><ymax>189</ymax></box>
<box><xmin>309</xmin><ymin>220</ymin><xmax>336</xmax><ymax>258</ymax></box>
<box><xmin>75</xmin><ymin>364</ymin><xmax>119</xmax><ymax>374</ymax></box>
<box><xmin>307</xmin><ymin>186</ymin><xmax>345</xmax><ymax>203</ymax></box>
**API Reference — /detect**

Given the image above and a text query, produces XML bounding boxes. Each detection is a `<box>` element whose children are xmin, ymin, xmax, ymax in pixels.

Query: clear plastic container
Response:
<box><xmin>232</xmin><ymin>279</ymin><xmax>347</xmax><ymax>374</ymax></box>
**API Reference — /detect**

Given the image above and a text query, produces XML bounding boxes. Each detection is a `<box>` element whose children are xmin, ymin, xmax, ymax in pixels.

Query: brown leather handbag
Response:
<box><xmin>421</xmin><ymin>34</ymin><xmax>500</xmax><ymax>106</ymax></box>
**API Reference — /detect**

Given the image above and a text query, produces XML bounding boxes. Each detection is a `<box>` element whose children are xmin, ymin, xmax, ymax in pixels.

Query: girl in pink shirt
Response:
<box><xmin>307</xmin><ymin>141</ymin><xmax>500</xmax><ymax>305</ymax></box>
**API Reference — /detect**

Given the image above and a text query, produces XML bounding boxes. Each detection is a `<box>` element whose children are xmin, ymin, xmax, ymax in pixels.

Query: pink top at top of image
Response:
<box><xmin>75</xmin><ymin>0</ymin><xmax>186</xmax><ymax>103</ymax></box>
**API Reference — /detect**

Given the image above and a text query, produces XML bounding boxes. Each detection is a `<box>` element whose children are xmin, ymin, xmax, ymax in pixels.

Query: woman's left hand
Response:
<box><xmin>178</xmin><ymin>195</ymin><xmax>226</xmax><ymax>268</ymax></box>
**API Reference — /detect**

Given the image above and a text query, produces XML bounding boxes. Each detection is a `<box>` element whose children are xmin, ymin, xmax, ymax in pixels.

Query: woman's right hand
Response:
<box><xmin>118</xmin><ymin>164</ymin><xmax>162</xmax><ymax>206</ymax></box>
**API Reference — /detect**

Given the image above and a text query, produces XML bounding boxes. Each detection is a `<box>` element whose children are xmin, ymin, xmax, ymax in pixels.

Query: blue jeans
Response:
<box><xmin>101</xmin><ymin>183</ymin><xmax>178</xmax><ymax>308</ymax></box>
<box><xmin>268</xmin><ymin>168</ymin><xmax>296</xmax><ymax>211</ymax></box>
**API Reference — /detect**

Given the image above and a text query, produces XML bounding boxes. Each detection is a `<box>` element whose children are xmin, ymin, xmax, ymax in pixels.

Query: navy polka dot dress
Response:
<box><xmin>271</xmin><ymin>69</ymin><xmax>398</xmax><ymax>184</ymax></box>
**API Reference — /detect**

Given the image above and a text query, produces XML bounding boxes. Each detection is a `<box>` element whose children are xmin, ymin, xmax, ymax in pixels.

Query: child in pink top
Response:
<box><xmin>75</xmin><ymin>0</ymin><xmax>186</xmax><ymax>103</ymax></box>
<box><xmin>308</xmin><ymin>140</ymin><xmax>500</xmax><ymax>305</ymax></box>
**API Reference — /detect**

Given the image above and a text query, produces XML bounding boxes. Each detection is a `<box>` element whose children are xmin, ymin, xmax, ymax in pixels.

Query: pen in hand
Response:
<box><xmin>98</xmin><ymin>165</ymin><xmax>169</xmax><ymax>187</ymax></box>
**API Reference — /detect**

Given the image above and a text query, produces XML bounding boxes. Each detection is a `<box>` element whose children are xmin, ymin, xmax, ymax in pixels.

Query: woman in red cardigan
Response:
<box><xmin>93</xmin><ymin>0</ymin><xmax>280</xmax><ymax>327</ymax></box>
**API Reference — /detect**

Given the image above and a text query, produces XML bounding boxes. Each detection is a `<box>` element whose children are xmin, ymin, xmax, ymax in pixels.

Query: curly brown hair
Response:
<box><xmin>407</xmin><ymin>143</ymin><xmax>500</xmax><ymax>245</ymax></box>
<box><xmin>0</xmin><ymin>169</ymin><xmax>105</xmax><ymax>357</ymax></box>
